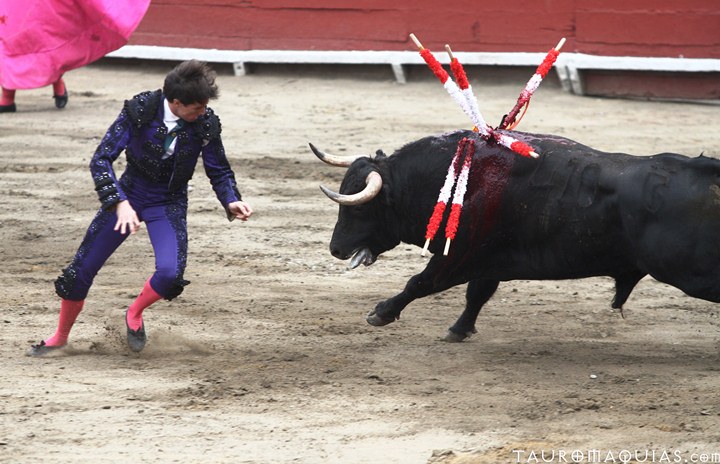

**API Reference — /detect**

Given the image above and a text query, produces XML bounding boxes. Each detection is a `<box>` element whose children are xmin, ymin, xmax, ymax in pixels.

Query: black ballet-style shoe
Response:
<box><xmin>26</xmin><ymin>340</ymin><xmax>65</xmax><ymax>357</ymax></box>
<box><xmin>0</xmin><ymin>103</ymin><xmax>16</xmax><ymax>113</ymax></box>
<box><xmin>125</xmin><ymin>310</ymin><xmax>147</xmax><ymax>352</ymax></box>
<box><xmin>53</xmin><ymin>89</ymin><xmax>68</xmax><ymax>109</ymax></box>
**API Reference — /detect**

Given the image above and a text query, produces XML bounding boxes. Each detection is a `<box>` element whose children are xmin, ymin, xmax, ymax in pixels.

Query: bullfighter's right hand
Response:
<box><xmin>114</xmin><ymin>200</ymin><xmax>141</xmax><ymax>235</ymax></box>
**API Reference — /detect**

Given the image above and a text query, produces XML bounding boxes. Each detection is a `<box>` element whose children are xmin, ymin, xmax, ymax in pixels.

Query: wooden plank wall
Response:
<box><xmin>130</xmin><ymin>0</ymin><xmax>720</xmax><ymax>59</ymax></box>
<box><xmin>127</xmin><ymin>1</ymin><xmax>719</xmax><ymax>98</ymax></box>
<box><xmin>575</xmin><ymin>0</ymin><xmax>719</xmax><ymax>58</ymax></box>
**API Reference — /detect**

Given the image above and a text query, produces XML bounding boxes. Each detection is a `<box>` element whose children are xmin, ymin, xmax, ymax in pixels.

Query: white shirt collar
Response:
<box><xmin>163</xmin><ymin>98</ymin><xmax>181</xmax><ymax>129</ymax></box>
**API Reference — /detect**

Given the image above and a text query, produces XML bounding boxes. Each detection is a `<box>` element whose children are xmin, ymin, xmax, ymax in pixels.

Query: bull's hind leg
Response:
<box><xmin>612</xmin><ymin>270</ymin><xmax>646</xmax><ymax>317</ymax></box>
<box><xmin>445</xmin><ymin>279</ymin><xmax>500</xmax><ymax>342</ymax></box>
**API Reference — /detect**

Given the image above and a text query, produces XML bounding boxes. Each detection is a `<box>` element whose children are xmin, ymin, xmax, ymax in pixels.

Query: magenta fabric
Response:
<box><xmin>0</xmin><ymin>0</ymin><xmax>150</xmax><ymax>89</ymax></box>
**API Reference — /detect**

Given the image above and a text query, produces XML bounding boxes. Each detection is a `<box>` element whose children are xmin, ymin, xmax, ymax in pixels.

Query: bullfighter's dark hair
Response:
<box><xmin>163</xmin><ymin>60</ymin><xmax>219</xmax><ymax>105</ymax></box>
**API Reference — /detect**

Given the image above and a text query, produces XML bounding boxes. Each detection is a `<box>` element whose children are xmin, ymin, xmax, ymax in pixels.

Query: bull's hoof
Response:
<box><xmin>366</xmin><ymin>309</ymin><xmax>396</xmax><ymax>326</ymax></box>
<box><xmin>442</xmin><ymin>329</ymin><xmax>472</xmax><ymax>343</ymax></box>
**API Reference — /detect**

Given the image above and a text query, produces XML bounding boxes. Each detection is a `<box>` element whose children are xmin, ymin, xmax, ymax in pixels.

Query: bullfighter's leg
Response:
<box><xmin>142</xmin><ymin>203</ymin><xmax>190</xmax><ymax>301</ymax></box>
<box><xmin>54</xmin><ymin>208</ymin><xmax>130</xmax><ymax>301</ymax></box>
<box><xmin>29</xmin><ymin>209</ymin><xmax>129</xmax><ymax>355</ymax></box>
<box><xmin>366</xmin><ymin>257</ymin><xmax>467</xmax><ymax>326</ymax></box>
<box><xmin>611</xmin><ymin>270</ymin><xmax>646</xmax><ymax>316</ymax></box>
<box><xmin>123</xmin><ymin>203</ymin><xmax>190</xmax><ymax>352</ymax></box>
<box><xmin>445</xmin><ymin>279</ymin><xmax>500</xmax><ymax>342</ymax></box>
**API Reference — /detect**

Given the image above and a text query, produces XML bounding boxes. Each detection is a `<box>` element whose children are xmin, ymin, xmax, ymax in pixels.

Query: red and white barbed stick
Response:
<box><xmin>441</xmin><ymin>42</ymin><xmax>538</xmax><ymax>158</ymax></box>
<box><xmin>500</xmin><ymin>37</ymin><xmax>566</xmax><ymax>130</ymax></box>
<box><xmin>443</xmin><ymin>44</ymin><xmax>493</xmax><ymax>137</ymax></box>
<box><xmin>414</xmin><ymin>33</ymin><xmax>542</xmax><ymax>256</ymax></box>
<box><xmin>410</xmin><ymin>33</ymin><xmax>490</xmax><ymax>139</ymax></box>
<box><xmin>443</xmin><ymin>138</ymin><xmax>475</xmax><ymax>255</ymax></box>
<box><xmin>495</xmin><ymin>133</ymin><xmax>538</xmax><ymax>158</ymax></box>
<box><xmin>422</xmin><ymin>137</ymin><xmax>469</xmax><ymax>256</ymax></box>
<box><xmin>493</xmin><ymin>132</ymin><xmax>537</xmax><ymax>158</ymax></box>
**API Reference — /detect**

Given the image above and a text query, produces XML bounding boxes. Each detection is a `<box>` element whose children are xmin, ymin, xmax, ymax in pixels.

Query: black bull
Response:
<box><xmin>311</xmin><ymin>129</ymin><xmax>720</xmax><ymax>341</ymax></box>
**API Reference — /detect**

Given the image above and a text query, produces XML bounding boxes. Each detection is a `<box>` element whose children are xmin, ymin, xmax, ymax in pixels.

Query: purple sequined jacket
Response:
<box><xmin>90</xmin><ymin>89</ymin><xmax>242</xmax><ymax>218</ymax></box>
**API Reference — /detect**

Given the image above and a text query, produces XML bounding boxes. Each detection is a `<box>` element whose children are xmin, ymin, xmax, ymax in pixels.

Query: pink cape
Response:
<box><xmin>0</xmin><ymin>0</ymin><xmax>150</xmax><ymax>89</ymax></box>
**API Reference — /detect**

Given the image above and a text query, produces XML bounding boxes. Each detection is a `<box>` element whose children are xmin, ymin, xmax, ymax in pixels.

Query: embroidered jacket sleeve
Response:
<box><xmin>90</xmin><ymin>108</ymin><xmax>132</xmax><ymax>210</ymax></box>
<box><xmin>197</xmin><ymin>110</ymin><xmax>243</xmax><ymax>220</ymax></box>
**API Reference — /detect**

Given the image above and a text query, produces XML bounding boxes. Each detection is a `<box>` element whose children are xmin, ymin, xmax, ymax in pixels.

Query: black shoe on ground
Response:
<box><xmin>26</xmin><ymin>340</ymin><xmax>65</xmax><ymax>357</ymax></box>
<box><xmin>125</xmin><ymin>311</ymin><xmax>146</xmax><ymax>352</ymax></box>
<box><xmin>53</xmin><ymin>89</ymin><xmax>68</xmax><ymax>109</ymax></box>
<box><xmin>0</xmin><ymin>103</ymin><xmax>16</xmax><ymax>113</ymax></box>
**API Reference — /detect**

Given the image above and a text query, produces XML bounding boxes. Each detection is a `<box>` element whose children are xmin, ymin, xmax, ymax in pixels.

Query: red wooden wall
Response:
<box><xmin>127</xmin><ymin>1</ymin><xmax>720</xmax><ymax>98</ymax></box>
<box><xmin>574</xmin><ymin>0</ymin><xmax>719</xmax><ymax>58</ymax></box>
<box><xmin>130</xmin><ymin>0</ymin><xmax>720</xmax><ymax>59</ymax></box>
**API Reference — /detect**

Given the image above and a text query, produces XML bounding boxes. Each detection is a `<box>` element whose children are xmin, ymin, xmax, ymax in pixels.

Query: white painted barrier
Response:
<box><xmin>107</xmin><ymin>45</ymin><xmax>720</xmax><ymax>95</ymax></box>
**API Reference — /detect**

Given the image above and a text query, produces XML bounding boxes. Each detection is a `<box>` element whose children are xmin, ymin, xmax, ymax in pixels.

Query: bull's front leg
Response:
<box><xmin>367</xmin><ymin>258</ymin><xmax>463</xmax><ymax>326</ymax></box>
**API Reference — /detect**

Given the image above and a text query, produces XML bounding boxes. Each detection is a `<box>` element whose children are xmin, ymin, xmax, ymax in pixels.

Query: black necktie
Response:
<box><xmin>164</xmin><ymin>119</ymin><xmax>185</xmax><ymax>152</ymax></box>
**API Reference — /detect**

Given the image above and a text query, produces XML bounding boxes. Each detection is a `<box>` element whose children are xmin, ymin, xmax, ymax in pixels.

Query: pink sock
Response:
<box><xmin>52</xmin><ymin>78</ymin><xmax>65</xmax><ymax>96</ymax></box>
<box><xmin>44</xmin><ymin>299</ymin><xmax>85</xmax><ymax>347</ymax></box>
<box><xmin>127</xmin><ymin>279</ymin><xmax>163</xmax><ymax>330</ymax></box>
<box><xmin>1</xmin><ymin>87</ymin><xmax>15</xmax><ymax>106</ymax></box>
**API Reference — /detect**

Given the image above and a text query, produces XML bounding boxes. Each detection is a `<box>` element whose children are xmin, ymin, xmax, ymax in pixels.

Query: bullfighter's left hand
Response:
<box><xmin>228</xmin><ymin>201</ymin><xmax>253</xmax><ymax>221</ymax></box>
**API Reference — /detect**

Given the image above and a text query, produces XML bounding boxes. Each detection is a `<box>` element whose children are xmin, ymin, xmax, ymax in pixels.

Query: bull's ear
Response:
<box><xmin>379</xmin><ymin>175</ymin><xmax>394</xmax><ymax>207</ymax></box>
<box><xmin>374</xmin><ymin>149</ymin><xmax>387</xmax><ymax>159</ymax></box>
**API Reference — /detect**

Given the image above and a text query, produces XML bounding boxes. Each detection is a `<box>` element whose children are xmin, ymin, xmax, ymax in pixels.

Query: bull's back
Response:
<box><xmin>460</xmin><ymin>135</ymin><xmax>638</xmax><ymax>279</ymax></box>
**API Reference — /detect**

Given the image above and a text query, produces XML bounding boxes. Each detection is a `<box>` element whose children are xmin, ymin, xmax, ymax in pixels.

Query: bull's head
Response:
<box><xmin>311</xmin><ymin>143</ymin><xmax>401</xmax><ymax>268</ymax></box>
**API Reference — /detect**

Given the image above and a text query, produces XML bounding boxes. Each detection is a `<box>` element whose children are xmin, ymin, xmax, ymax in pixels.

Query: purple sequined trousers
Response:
<box><xmin>54</xmin><ymin>196</ymin><xmax>189</xmax><ymax>301</ymax></box>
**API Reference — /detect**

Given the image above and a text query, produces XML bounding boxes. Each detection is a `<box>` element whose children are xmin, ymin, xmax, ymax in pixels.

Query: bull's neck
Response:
<box><xmin>387</xmin><ymin>158</ymin><xmax>444</xmax><ymax>249</ymax></box>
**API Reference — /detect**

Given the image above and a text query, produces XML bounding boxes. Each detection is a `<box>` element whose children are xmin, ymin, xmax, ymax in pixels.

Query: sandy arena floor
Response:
<box><xmin>1</xmin><ymin>60</ymin><xmax>720</xmax><ymax>463</ymax></box>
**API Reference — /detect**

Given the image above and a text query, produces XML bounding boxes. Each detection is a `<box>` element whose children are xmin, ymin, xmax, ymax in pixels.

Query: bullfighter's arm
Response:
<box><xmin>198</xmin><ymin>112</ymin><xmax>243</xmax><ymax>221</ymax></box>
<box><xmin>89</xmin><ymin>109</ymin><xmax>131</xmax><ymax>210</ymax></box>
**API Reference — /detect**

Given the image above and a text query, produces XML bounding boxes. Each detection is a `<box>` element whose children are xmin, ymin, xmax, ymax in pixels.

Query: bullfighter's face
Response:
<box><xmin>168</xmin><ymin>99</ymin><xmax>208</xmax><ymax>122</ymax></box>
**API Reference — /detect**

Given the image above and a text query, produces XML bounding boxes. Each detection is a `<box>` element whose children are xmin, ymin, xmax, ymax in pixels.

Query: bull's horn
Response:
<box><xmin>309</xmin><ymin>142</ymin><xmax>366</xmax><ymax>167</ymax></box>
<box><xmin>320</xmin><ymin>171</ymin><xmax>383</xmax><ymax>205</ymax></box>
